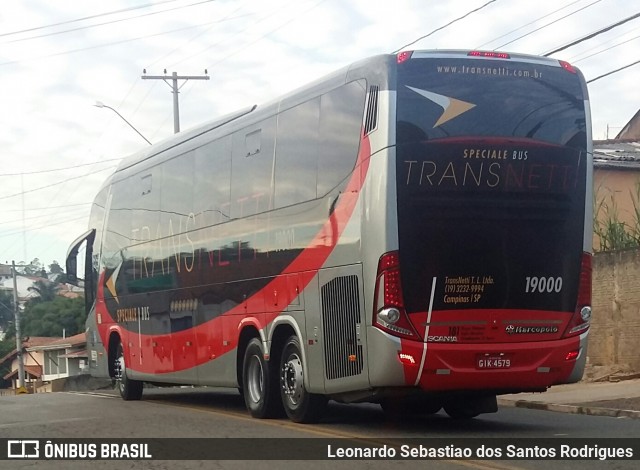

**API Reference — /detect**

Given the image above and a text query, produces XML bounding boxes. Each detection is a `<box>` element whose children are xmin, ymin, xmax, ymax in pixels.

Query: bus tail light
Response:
<box><xmin>559</xmin><ymin>60</ymin><xmax>577</xmax><ymax>74</ymax></box>
<box><xmin>373</xmin><ymin>251</ymin><xmax>419</xmax><ymax>340</ymax></box>
<box><xmin>397</xmin><ymin>51</ymin><xmax>413</xmax><ymax>64</ymax></box>
<box><xmin>563</xmin><ymin>253</ymin><xmax>592</xmax><ymax>337</ymax></box>
<box><xmin>468</xmin><ymin>50</ymin><xmax>510</xmax><ymax>59</ymax></box>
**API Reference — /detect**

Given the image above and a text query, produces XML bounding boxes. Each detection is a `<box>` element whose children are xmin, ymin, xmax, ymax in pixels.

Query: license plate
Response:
<box><xmin>477</xmin><ymin>355</ymin><xmax>511</xmax><ymax>369</ymax></box>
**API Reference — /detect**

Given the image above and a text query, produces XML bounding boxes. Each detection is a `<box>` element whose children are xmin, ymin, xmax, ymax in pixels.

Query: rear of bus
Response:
<box><xmin>374</xmin><ymin>50</ymin><xmax>591</xmax><ymax>413</ymax></box>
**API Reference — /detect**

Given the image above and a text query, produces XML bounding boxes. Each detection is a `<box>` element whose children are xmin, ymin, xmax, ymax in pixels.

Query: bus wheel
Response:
<box><xmin>114</xmin><ymin>342</ymin><xmax>142</xmax><ymax>401</ymax></box>
<box><xmin>242</xmin><ymin>338</ymin><xmax>281</xmax><ymax>418</ymax></box>
<box><xmin>443</xmin><ymin>404</ymin><xmax>479</xmax><ymax>419</ymax></box>
<box><xmin>280</xmin><ymin>335</ymin><xmax>327</xmax><ymax>423</ymax></box>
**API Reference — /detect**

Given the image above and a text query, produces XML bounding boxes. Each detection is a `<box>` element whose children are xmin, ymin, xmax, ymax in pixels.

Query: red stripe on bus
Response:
<box><xmin>96</xmin><ymin>132</ymin><xmax>372</xmax><ymax>374</ymax></box>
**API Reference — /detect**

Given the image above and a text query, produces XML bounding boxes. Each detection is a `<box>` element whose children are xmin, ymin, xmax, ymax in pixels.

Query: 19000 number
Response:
<box><xmin>525</xmin><ymin>276</ymin><xmax>562</xmax><ymax>293</ymax></box>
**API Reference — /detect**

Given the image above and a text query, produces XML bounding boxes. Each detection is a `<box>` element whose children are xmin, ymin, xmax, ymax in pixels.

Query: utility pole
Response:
<box><xmin>141</xmin><ymin>70</ymin><xmax>210</xmax><ymax>134</ymax></box>
<box><xmin>11</xmin><ymin>260</ymin><xmax>26</xmax><ymax>392</ymax></box>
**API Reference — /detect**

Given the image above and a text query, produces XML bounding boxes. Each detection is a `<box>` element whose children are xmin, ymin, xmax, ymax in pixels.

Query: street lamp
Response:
<box><xmin>94</xmin><ymin>101</ymin><xmax>152</xmax><ymax>145</ymax></box>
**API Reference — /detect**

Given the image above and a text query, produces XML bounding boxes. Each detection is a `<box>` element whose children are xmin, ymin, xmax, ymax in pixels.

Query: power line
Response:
<box><xmin>0</xmin><ymin>166</ymin><xmax>116</xmax><ymax>201</ymax></box>
<box><xmin>0</xmin><ymin>216</ymin><xmax>89</xmax><ymax>240</ymax></box>
<box><xmin>543</xmin><ymin>11</ymin><xmax>640</xmax><ymax>56</ymax></box>
<box><xmin>0</xmin><ymin>158</ymin><xmax>120</xmax><ymax>177</ymax></box>
<box><xmin>0</xmin><ymin>0</ymin><xmax>182</xmax><ymax>38</ymax></box>
<box><xmin>0</xmin><ymin>206</ymin><xmax>89</xmax><ymax>227</ymax></box>
<box><xmin>493</xmin><ymin>0</ymin><xmax>602</xmax><ymax>50</ymax></box>
<box><xmin>573</xmin><ymin>32</ymin><xmax>640</xmax><ymax>63</ymax></box>
<box><xmin>170</xmin><ymin>0</ymin><xmax>303</xmax><ymax>68</ymax></box>
<box><xmin>0</xmin><ymin>14</ymin><xmax>251</xmax><ymax>68</ymax></box>
<box><xmin>587</xmin><ymin>59</ymin><xmax>640</xmax><ymax>83</ymax></box>
<box><xmin>3</xmin><ymin>0</ymin><xmax>218</xmax><ymax>45</ymax></box>
<box><xmin>145</xmin><ymin>2</ymin><xmax>248</xmax><ymax>69</ymax></box>
<box><xmin>476</xmin><ymin>0</ymin><xmax>583</xmax><ymax>49</ymax></box>
<box><xmin>0</xmin><ymin>203</ymin><xmax>91</xmax><ymax>213</ymax></box>
<box><xmin>392</xmin><ymin>0</ymin><xmax>498</xmax><ymax>54</ymax></box>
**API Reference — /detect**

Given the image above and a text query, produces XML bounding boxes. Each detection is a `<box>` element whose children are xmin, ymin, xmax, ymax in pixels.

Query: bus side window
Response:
<box><xmin>317</xmin><ymin>80</ymin><xmax>366</xmax><ymax>197</ymax></box>
<box><xmin>194</xmin><ymin>136</ymin><xmax>232</xmax><ymax>226</ymax></box>
<box><xmin>230</xmin><ymin>118</ymin><xmax>276</xmax><ymax>219</ymax></box>
<box><xmin>274</xmin><ymin>97</ymin><xmax>320</xmax><ymax>209</ymax></box>
<box><xmin>104</xmin><ymin>180</ymin><xmax>133</xmax><ymax>269</ymax></box>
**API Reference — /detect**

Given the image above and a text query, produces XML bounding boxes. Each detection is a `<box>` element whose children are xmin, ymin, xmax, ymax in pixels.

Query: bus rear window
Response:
<box><xmin>396</xmin><ymin>58</ymin><xmax>587</xmax><ymax>150</ymax></box>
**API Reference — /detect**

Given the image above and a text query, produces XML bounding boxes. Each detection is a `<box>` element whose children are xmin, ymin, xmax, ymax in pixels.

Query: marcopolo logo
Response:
<box><xmin>505</xmin><ymin>325</ymin><xmax>559</xmax><ymax>335</ymax></box>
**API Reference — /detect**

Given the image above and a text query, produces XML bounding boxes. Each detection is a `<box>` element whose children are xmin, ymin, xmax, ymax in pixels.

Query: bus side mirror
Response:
<box><xmin>66</xmin><ymin>229</ymin><xmax>95</xmax><ymax>286</ymax></box>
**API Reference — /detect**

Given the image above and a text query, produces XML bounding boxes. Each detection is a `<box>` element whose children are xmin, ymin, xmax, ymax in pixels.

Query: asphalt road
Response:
<box><xmin>0</xmin><ymin>387</ymin><xmax>638</xmax><ymax>470</ymax></box>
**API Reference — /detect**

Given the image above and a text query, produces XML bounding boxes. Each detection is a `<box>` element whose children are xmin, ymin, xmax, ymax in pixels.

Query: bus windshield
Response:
<box><xmin>395</xmin><ymin>55</ymin><xmax>589</xmax><ymax>342</ymax></box>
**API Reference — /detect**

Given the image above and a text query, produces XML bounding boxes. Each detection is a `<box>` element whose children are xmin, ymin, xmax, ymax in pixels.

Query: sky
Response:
<box><xmin>0</xmin><ymin>0</ymin><xmax>639</xmax><ymax>270</ymax></box>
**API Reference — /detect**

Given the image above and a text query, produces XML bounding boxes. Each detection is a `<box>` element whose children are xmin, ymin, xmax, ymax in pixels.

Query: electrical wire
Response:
<box><xmin>0</xmin><ymin>0</ymin><xmax>183</xmax><ymax>38</ymax></box>
<box><xmin>0</xmin><ymin>13</ymin><xmax>251</xmax><ymax>68</ymax></box>
<box><xmin>587</xmin><ymin>59</ymin><xmax>640</xmax><ymax>83</ymax></box>
<box><xmin>2</xmin><ymin>1</ymin><xmax>219</xmax><ymax>45</ymax></box>
<box><xmin>573</xmin><ymin>33</ymin><xmax>640</xmax><ymax>63</ymax></box>
<box><xmin>493</xmin><ymin>0</ymin><xmax>602</xmax><ymax>50</ymax></box>
<box><xmin>543</xmin><ymin>11</ymin><xmax>640</xmax><ymax>56</ymax></box>
<box><xmin>0</xmin><ymin>166</ymin><xmax>116</xmax><ymax>201</ymax></box>
<box><xmin>0</xmin><ymin>158</ymin><xmax>121</xmax><ymax>177</ymax></box>
<box><xmin>0</xmin><ymin>216</ymin><xmax>89</xmax><ymax>240</ymax></box>
<box><xmin>475</xmin><ymin>0</ymin><xmax>583</xmax><ymax>49</ymax></box>
<box><xmin>0</xmin><ymin>203</ymin><xmax>91</xmax><ymax>213</ymax></box>
<box><xmin>392</xmin><ymin>0</ymin><xmax>498</xmax><ymax>53</ymax></box>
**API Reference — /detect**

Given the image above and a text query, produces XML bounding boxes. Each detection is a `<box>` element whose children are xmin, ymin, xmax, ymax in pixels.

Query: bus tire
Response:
<box><xmin>280</xmin><ymin>335</ymin><xmax>327</xmax><ymax>423</ymax></box>
<box><xmin>115</xmin><ymin>342</ymin><xmax>142</xmax><ymax>401</ymax></box>
<box><xmin>443</xmin><ymin>404</ymin><xmax>479</xmax><ymax>420</ymax></box>
<box><xmin>242</xmin><ymin>338</ymin><xmax>281</xmax><ymax>418</ymax></box>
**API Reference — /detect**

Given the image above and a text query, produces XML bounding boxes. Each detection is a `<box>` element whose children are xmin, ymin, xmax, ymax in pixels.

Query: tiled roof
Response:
<box><xmin>24</xmin><ymin>333</ymin><xmax>86</xmax><ymax>352</ymax></box>
<box><xmin>593</xmin><ymin>140</ymin><xmax>640</xmax><ymax>170</ymax></box>
<box><xmin>59</xmin><ymin>349</ymin><xmax>88</xmax><ymax>359</ymax></box>
<box><xmin>1</xmin><ymin>334</ymin><xmax>87</xmax><ymax>364</ymax></box>
<box><xmin>23</xmin><ymin>337</ymin><xmax>62</xmax><ymax>348</ymax></box>
<box><xmin>3</xmin><ymin>364</ymin><xmax>42</xmax><ymax>380</ymax></box>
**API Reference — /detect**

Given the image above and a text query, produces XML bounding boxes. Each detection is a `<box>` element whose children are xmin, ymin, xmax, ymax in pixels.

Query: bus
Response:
<box><xmin>67</xmin><ymin>49</ymin><xmax>592</xmax><ymax>423</ymax></box>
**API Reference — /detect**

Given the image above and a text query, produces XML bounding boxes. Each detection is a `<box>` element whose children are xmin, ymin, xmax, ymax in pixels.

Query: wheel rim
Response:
<box><xmin>247</xmin><ymin>354</ymin><xmax>264</xmax><ymax>404</ymax></box>
<box><xmin>114</xmin><ymin>351</ymin><xmax>125</xmax><ymax>393</ymax></box>
<box><xmin>282</xmin><ymin>352</ymin><xmax>304</xmax><ymax>408</ymax></box>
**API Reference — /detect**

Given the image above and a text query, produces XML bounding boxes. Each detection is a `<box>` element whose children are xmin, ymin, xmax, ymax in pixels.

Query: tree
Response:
<box><xmin>49</xmin><ymin>261</ymin><xmax>63</xmax><ymax>274</ymax></box>
<box><xmin>48</xmin><ymin>261</ymin><xmax>67</xmax><ymax>283</ymax></box>
<box><xmin>26</xmin><ymin>279</ymin><xmax>58</xmax><ymax>306</ymax></box>
<box><xmin>18</xmin><ymin>258</ymin><xmax>43</xmax><ymax>276</ymax></box>
<box><xmin>0</xmin><ymin>289</ymin><xmax>14</xmax><ymax>331</ymax></box>
<box><xmin>18</xmin><ymin>297</ymin><xmax>85</xmax><ymax>337</ymax></box>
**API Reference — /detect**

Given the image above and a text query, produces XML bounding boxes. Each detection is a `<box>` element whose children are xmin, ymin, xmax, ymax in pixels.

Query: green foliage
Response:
<box><xmin>17</xmin><ymin>258</ymin><xmax>44</xmax><ymax>276</ymax></box>
<box><xmin>18</xmin><ymin>297</ymin><xmax>86</xmax><ymax>338</ymax></box>
<box><xmin>48</xmin><ymin>261</ymin><xmax>67</xmax><ymax>283</ymax></box>
<box><xmin>26</xmin><ymin>280</ymin><xmax>58</xmax><ymax>306</ymax></box>
<box><xmin>48</xmin><ymin>261</ymin><xmax>63</xmax><ymax>274</ymax></box>
<box><xmin>593</xmin><ymin>180</ymin><xmax>640</xmax><ymax>252</ymax></box>
<box><xmin>0</xmin><ymin>289</ymin><xmax>14</xmax><ymax>331</ymax></box>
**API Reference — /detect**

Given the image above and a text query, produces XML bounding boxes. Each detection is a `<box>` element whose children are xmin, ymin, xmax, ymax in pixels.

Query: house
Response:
<box><xmin>593</xmin><ymin>139</ymin><xmax>640</xmax><ymax>250</ymax></box>
<box><xmin>616</xmin><ymin>109</ymin><xmax>640</xmax><ymax>140</ymax></box>
<box><xmin>0</xmin><ymin>265</ymin><xmax>11</xmax><ymax>283</ymax></box>
<box><xmin>1</xmin><ymin>333</ymin><xmax>87</xmax><ymax>393</ymax></box>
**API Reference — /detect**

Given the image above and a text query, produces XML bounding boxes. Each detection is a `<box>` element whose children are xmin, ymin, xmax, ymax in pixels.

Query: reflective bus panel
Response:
<box><xmin>67</xmin><ymin>50</ymin><xmax>592</xmax><ymax>422</ymax></box>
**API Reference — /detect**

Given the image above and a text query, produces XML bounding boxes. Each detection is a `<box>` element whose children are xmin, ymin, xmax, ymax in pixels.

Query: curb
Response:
<box><xmin>497</xmin><ymin>398</ymin><xmax>640</xmax><ymax>419</ymax></box>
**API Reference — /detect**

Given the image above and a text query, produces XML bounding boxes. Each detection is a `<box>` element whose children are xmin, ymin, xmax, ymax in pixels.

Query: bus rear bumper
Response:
<box><xmin>399</xmin><ymin>331</ymin><xmax>589</xmax><ymax>393</ymax></box>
